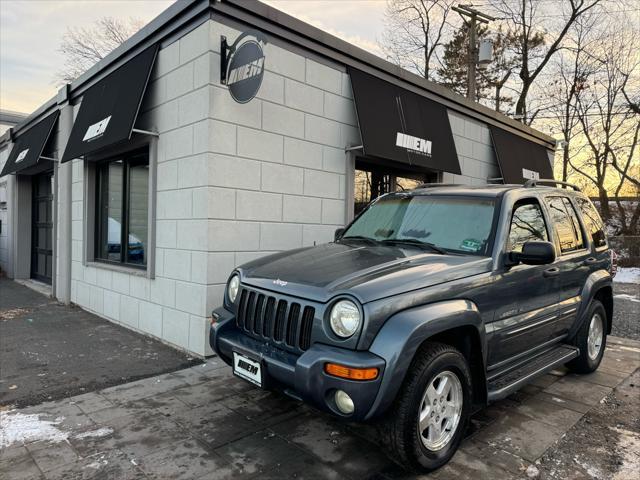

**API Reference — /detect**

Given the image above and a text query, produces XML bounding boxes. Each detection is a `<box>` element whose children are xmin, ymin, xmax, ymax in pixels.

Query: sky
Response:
<box><xmin>0</xmin><ymin>0</ymin><xmax>386</xmax><ymax>115</ymax></box>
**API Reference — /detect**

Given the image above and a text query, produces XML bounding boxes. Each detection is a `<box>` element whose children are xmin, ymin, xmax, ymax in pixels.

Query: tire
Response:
<box><xmin>380</xmin><ymin>342</ymin><xmax>473</xmax><ymax>472</ymax></box>
<box><xmin>566</xmin><ymin>300</ymin><xmax>607</xmax><ymax>374</ymax></box>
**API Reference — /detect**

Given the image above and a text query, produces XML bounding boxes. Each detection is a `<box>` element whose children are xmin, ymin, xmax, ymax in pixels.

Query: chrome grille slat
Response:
<box><xmin>236</xmin><ymin>287</ymin><xmax>314</xmax><ymax>352</ymax></box>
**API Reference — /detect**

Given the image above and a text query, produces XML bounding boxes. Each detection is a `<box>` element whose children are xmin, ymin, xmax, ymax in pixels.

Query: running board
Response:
<box><xmin>487</xmin><ymin>345</ymin><xmax>579</xmax><ymax>402</ymax></box>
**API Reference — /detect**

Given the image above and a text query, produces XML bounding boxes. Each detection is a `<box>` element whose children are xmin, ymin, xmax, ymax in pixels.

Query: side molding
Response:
<box><xmin>365</xmin><ymin>299</ymin><xmax>485</xmax><ymax>420</ymax></box>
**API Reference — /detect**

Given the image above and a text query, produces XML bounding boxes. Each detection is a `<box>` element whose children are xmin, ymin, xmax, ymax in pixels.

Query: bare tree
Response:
<box><xmin>55</xmin><ymin>17</ymin><xmax>143</xmax><ymax>84</ymax></box>
<box><xmin>489</xmin><ymin>0</ymin><xmax>602</xmax><ymax>124</ymax></box>
<box><xmin>381</xmin><ymin>0</ymin><xmax>456</xmax><ymax>81</ymax></box>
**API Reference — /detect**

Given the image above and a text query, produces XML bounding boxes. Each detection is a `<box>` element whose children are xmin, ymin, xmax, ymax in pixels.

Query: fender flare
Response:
<box><xmin>365</xmin><ymin>299</ymin><xmax>485</xmax><ymax>420</ymax></box>
<box><xmin>571</xmin><ymin>269</ymin><xmax>613</xmax><ymax>337</ymax></box>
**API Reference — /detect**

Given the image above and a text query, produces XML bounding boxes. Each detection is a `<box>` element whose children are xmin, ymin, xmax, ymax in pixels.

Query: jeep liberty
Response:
<box><xmin>210</xmin><ymin>180</ymin><xmax>614</xmax><ymax>472</ymax></box>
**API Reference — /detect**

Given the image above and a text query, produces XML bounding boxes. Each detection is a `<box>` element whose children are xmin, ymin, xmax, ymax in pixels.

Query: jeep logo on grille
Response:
<box><xmin>273</xmin><ymin>279</ymin><xmax>288</xmax><ymax>287</ymax></box>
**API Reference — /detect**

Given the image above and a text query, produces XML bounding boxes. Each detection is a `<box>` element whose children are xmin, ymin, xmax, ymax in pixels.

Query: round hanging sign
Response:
<box><xmin>226</xmin><ymin>39</ymin><xmax>265</xmax><ymax>104</ymax></box>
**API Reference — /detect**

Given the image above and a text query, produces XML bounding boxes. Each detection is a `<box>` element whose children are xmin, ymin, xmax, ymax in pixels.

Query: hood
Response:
<box><xmin>238</xmin><ymin>242</ymin><xmax>492</xmax><ymax>303</ymax></box>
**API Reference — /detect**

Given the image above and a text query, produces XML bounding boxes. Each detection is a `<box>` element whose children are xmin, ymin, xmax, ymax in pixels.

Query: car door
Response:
<box><xmin>542</xmin><ymin>196</ymin><xmax>591</xmax><ymax>334</ymax></box>
<box><xmin>487</xmin><ymin>198</ymin><xmax>560</xmax><ymax>368</ymax></box>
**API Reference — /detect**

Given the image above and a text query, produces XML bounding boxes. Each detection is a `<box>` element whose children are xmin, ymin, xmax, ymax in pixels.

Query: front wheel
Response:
<box><xmin>381</xmin><ymin>342</ymin><xmax>472</xmax><ymax>472</ymax></box>
<box><xmin>566</xmin><ymin>300</ymin><xmax>607</xmax><ymax>374</ymax></box>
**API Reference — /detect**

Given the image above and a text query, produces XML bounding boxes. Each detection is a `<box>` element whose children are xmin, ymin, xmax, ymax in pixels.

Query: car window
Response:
<box><xmin>546</xmin><ymin>196</ymin><xmax>585</xmax><ymax>253</ymax></box>
<box><xmin>507</xmin><ymin>201</ymin><xmax>549</xmax><ymax>252</ymax></box>
<box><xmin>343</xmin><ymin>195</ymin><xmax>496</xmax><ymax>255</ymax></box>
<box><xmin>576</xmin><ymin>197</ymin><xmax>607</xmax><ymax>248</ymax></box>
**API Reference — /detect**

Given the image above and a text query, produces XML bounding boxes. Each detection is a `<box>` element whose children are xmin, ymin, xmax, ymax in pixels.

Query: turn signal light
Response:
<box><xmin>324</xmin><ymin>363</ymin><xmax>379</xmax><ymax>381</ymax></box>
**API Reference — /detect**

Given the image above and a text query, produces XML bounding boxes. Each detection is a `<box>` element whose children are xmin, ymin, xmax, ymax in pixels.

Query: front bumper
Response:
<box><xmin>210</xmin><ymin>307</ymin><xmax>385</xmax><ymax>421</ymax></box>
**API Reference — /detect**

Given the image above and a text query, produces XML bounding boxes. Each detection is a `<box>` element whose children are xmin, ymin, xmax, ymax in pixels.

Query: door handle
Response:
<box><xmin>584</xmin><ymin>257</ymin><xmax>598</xmax><ymax>265</ymax></box>
<box><xmin>543</xmin><ymin>267</ymin><xmax>560</xmax><ymax>278</ymax></box>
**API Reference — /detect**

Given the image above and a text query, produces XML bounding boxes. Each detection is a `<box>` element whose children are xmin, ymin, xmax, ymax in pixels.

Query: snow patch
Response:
<box><xmin>614</xmin><ymin>294</ymin><xmax>640</xmax><ymax>303</ymax></box>
<box><xmin>614</xmin><ymin>267</ymin><xmax>640</xmax><ymax>284</ymax></box>
<box><xmin>73</xmin><ymin>427</ymin><xmax>113</xmax><ymax>439</ymax></box>
<box><xmin>0</xmin><ymin>410</ymin><xmax>68</xmax><ymax>448</ymax></box>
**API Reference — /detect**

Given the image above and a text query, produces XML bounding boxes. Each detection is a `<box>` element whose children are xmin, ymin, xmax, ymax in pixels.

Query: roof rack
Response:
<box><xmin>414</xmin><ymin>183</ymin><xmax>464</xmax><ymax>189</ymax></box>
<box><xmin>523</xmin><ymin>179</ymin><xmax>581</xmax><ymax>191</ymax></box>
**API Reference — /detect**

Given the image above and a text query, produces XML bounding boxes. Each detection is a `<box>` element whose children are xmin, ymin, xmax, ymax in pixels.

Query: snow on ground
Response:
<box><xmin>615</xmin><ymin>267</ymin><xmax>640</xmax><ymax>284</ymax></box>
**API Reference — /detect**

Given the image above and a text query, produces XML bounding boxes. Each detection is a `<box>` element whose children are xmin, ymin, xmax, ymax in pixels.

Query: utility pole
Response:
<box><xmin>452</xmin><ymin>4</ymin><xmax>495</xmax><ymax>101</ymax></box>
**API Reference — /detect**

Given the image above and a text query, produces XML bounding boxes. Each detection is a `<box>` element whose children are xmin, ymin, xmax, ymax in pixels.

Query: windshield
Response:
<box><xmin>342</xmin><ymin>195</ymin><xmax>497</xmax><ymax>256</ymax></box>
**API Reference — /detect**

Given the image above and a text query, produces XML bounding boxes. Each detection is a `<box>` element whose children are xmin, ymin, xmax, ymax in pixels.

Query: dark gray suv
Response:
<box><xmin>210</xmin><ymin>181</ymin><xmax>614</xmax><ymax>472</ymax></box>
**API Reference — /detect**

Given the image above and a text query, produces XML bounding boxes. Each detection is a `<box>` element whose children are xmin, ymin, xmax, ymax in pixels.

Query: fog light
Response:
<box><xmin>334</xmin><ymin>390</ymin><xmax>354</xmax><ymax>415</ymax></box>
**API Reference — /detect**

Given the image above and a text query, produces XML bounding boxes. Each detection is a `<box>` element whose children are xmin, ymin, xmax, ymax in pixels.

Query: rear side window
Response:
<box><xmin>507</xmin><ymin>201</ymin><xmax>549</xmax><ymax>252</ymax></box>
<box><xmin>576</xmin><ymin>197</ymin><xmax>607</xmax><ymax>248</ymax></box>
<box><xmin>546</xmin><ymin>197</ymin><xmax>585</xmax><ymax>253</ymax></box>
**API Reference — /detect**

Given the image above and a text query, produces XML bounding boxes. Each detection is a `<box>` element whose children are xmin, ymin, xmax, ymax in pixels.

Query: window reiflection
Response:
<box><xmin>507</xmin><ymin>202</ymin><xmax>548</xmax><ymax>252</ymax></box>
<box><xmin>576</xmin><ymin>198</ymin><xmax>607</xmax><ymax>247</ymax></box>
<box><xmin>546</xmin><ymin>197</ymin><xmax>584</xmax><ymax>253</ymax></box>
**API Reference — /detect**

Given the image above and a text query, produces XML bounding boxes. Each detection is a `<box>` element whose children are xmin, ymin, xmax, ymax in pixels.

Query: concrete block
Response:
<box><xmin>454</xmin><ymin>135</ymin><xmax>473</xmax><ymax>157</ymax></box>
<box><xmin>205</xmin><ymin>284</ymin><xmax>226</xmax><ymax>314</ymax></box>
<box><xmin>72</xmin><ymin>182</ymin><xmax>83</xmax><ymax>202</ymax></box>
<box><xmin>111</xmin><ymin>271</ymin><xmax>130</xmax><ymax>295</ymax></box>
<box><xmin>155</xmin><ymin>249</ymin><xmax>165</xmax><ymax>277</ymax></box>
<box><xmin>154</xmin><ymin>40</ymin><xmax>180</xmax><ymax>79</ymax></box>
<box><xmin>464</xmin><ymin>118</ymin><xmax>484</xmax><ymax>143</ymax></box>
<box><xmin>189</xmin><ymin>315</ymin><xmax>212</xmax><ymax>356</ymax></box>
<box><xmin>236</xmin><ymin>190</ymin><xmax>282</xmax><ymax>221</ymax></box>
<box><xmin>262</xmin><ymin>102</ymin><xmax>305</xmax><ymax>138</ymax></box>
<box><xmin>175</xmin><ymin>281</ymin><xmax>206</xmax><ymax>316</ymax></box>
<box><xmin>209</xmin><ymin>154</ymin><xmax>261</xmax><ymax>190</ymax></box>
<box><xmin>448</xmin><ymin>111</ymin><xmax>466</xmax><ymax>135</ymax></box>
<box><xmin>166</xmin><ymin>63</ymin><xmax>194</xmax><ymax>100</ymax></box>
<box><xmin>305</xmin><ymin>59</ymin><xmax>342</xmax><ymax>94</ymax></box>
<box><xmin>130</xmin><ymin>275</ymin><xmax>150</xmax><ymax>301</ymax></box>
<box><xmin>472</xmin><ymin>141</ymin><xmax>495</xmax><ymax>164</ymax></box>
<box><xmin>324</xmin><ymin>92</ymin><xmax>357</xmax><ymax>126</ymax></box>
<box><xmin>282</xmin><ymin>195</ymin><xmax>322</xmax><ymax>224</ymax></box>
<box><xmin>160</xmin><ymin>125</ymin><xmax>193</xmax><ymax>161</ymax></box>
<box><xmin>305</xmin><ymin>114</ymin><xmax>341</xmax><ymax>147</ymax></box>
<box><xmin>156</xmin><ymin>220</ymin><xmax>177</xmax><ymax>248</ymax></box>
<box><xmin>179</xmin><ymin>22</ymin><xmax>210</xmax><ymax>64</ymax></box>
<box><xmin>479</xmin><ymin>125</ymin><xmax>492</xmax><ymax>145</ymax></box>
<box><xmin>196</xmin><ymin>119</ymin><xmax>236</xmax><ymax>156</ymax></box>
<box><xmin>261</xmin><ymin>163</ymin><xmax>303</xmax><ymax>195</ymax></box>
<box><xmin>194</xmin><ymin>51</ymin><xmax>212</xmax><ymax>89</ymax></box>
<box><xmin>89</xmin><ymin>286</ymin><xmax>103</xmax><ymax>314</ymax></box>
<box><xmin>72</xmin><ymin>201</ymin><xmax>82</xmax><ymax>221</ymax></box>
<box><xmin>237</xmin><ymin>127</ymin><xmax>283</xmax><ymax>163</ymax></box>
<box><xmin>120</xmin><ymin>295</ymin><xmax>140</xmax><ymax>329</ymax></box>
<box><xmin>209</xmin><ymin>220</ymin><xmax>260</xmax><ymax>251</ymax></box>
<box><xmin>139</xmin><ymin>301</ymin><xmax>163</xmax><ymax>338</ymax></box>
<box><xmin>192</xmin><ymin>187</ymin><xmax>236</xmax><ymax>219</ymax></box>
<box><xmin>103</xmin><ymin>290</ymin><xmax>120</xmax><ymax>320</ymax></box>
<box><xmin>71</xmin><ymin>220</ymin><xmax>83</xmax><ymax>241</ymax></box>
<box><xmin>177</xmin><ymin>154</ymin><xmax>207</xmax><ymax>188</ymax></box>
<box><xmin>285</xmin><ymin>79</ymin><xmax>324</xmax><ymax>115</ymax></box>
<box><xmin>341</xmin><ymin>73</ymin><xmax>353</xmax><ymax>99</ymax></box>
<box><xmin>284</xmin><ymin>137</ymin><xmax>323</xmax><ymax>169</ymax></box>
<box><xmin>147</xmin><ymin>99</ymin><xmax>180</xmax><ymax>133</ymax></box>
<box><xmin>303</xmin><ymin>224</ymin><xmax>336</xmax><ymax>246</ymax></box>
<box><xmin>83</xmin><ymin>266</ymin><xmax>97</xmax><ymax>285</ymax></box>
<box><xmin>260</xmin><ymin>223</ymin><xmax>303</xmax><ymax>250</ymax></box>
<box><xmin>157</xmin><ymin>189</ymin><xmax>192</xmax><ymax>219</ymax></box>
<box><xmin>206</xmin><ymin>252</ymin><xmax>237</xmax><ymax>284</ymax></box>
<box><xmin>322</xmin><ymin>199</ymin><xmax>346</xmax><ymax>225</ymax></box>
<box><xmin>150</xmin><ymin>277</ymin><xmax>176</xmax><ymax>308</ymax></box>
<box><xmin>96</xmin><ymin>268</ymin><xmax>112</xmax><ymax>289</ymax></box>
<box><xmin>178</xmin><ymin>87</ymin><xmax>209</xmax><ymax>126</ymax></box>
<box><xmin>257</xmin><ymin>71</ymin><xmax>284</xmax><ymax>104</ymax></box>
<box><xmin>340</xmin><ymin>123</ymin><xmax>361</xmax><ymax>147</ymax></box>
<box><xmin>142</xmin><ymin>77</ymin><xmax>166</xmax><ymax>111</ymax></box>
<box><xmin>211</xmin><ymin>85</ymin><xmax>262</xmax><ymax>129</ymax></box>
<box><xmin>162</xmin><ymin>307</ymin><xmax>190</xmax><ymax>348</ymax></box>
<box><xmin>164</xmin><ymin>249</ymin><xmax>192</xmax><ymax>281</ymax></box>
<box><xmin>176</xmin><ymin>219</ymin><xmax>208</xmax><ymax>251</ymax></box>
<box><xmin>157</xmin><ymin>160</ymin><xmax>178</xmax><ymax>191</ymax></box>
<box><xmin>264</xmin><ymin>43</ymin><xmax>306</xmax><ymax>81</ymax></box>
<box><xmin>304</xmin><ymin>169</ymin><xmax>340</xmax><ymax>198</ymax></box>
<box><xmin>322</xmin><ymin>146</ymin><xmax>347</xmax><ymax>174</ymax></box>
<box><xmin>71</xmin><ymin>261</ymin><xmax>83</xmax><ymax>281</ymax></box>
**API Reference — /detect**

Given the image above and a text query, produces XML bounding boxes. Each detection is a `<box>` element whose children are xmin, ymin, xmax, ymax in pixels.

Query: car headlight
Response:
<box><xmin>329</xmin><ymin>300</ymin><xmax>361</xmax><ymax>338</ymax></box>
<box><xmin>227</xmin><ymin>275</ymin><xmax>240</xmax><ymax>303</ymax></box>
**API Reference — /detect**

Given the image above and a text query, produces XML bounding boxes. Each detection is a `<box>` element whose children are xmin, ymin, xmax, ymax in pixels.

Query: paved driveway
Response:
<box><xmin>2</xmin><ymin>336</ymin><xmax>639</xmax><ymax>479</ymax></box>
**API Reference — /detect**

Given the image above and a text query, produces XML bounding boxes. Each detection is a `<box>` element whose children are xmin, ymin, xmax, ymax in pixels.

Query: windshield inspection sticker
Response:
<box><xmin>460</xmin><ymin>239</ymin><xmax>482</xmax><ymax>252</ymax></box>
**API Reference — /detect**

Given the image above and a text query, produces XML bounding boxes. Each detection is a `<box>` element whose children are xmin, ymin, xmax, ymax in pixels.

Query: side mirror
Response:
<box><xmin>509</xmin><ymin>241</ymin><xmax>556</xmax><ymax>266</ymax></box>
<box><xmin>334</xmin><ymin>228</ymin><xmax>345</xmax><ymax>241</ymax></box>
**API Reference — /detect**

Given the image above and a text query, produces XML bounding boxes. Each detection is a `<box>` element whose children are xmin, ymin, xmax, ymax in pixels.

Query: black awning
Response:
<box><xmin>61</xmin><ymin>45</ymin><xmax>159</xmax><ymax>163</ymax></box>
<box><xmin>490</xmin><ymin>126</ymin><xmax>554</xmax><ymax>184</ymax></box>
<box><xmin>0</xmin><ymin>111</ymin><xmax>59</xmax><ymax>176</ymax></box>
<box><xmin>348</xmin><ymin>68</ymin><xmax>460</xmax><ymax>174</ymax></box>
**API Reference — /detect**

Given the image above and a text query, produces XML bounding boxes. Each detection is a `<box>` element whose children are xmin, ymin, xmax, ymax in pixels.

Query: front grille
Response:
<box><xmin>236</xmin><ymin>288</ymin><xmax>315</xmax><ymax>352</ymax></box>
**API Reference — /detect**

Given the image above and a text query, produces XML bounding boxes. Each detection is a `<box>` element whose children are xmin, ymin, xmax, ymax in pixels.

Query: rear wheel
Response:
<box><xmin>567</xmin><ymin>300</ymin><xmax>607</xmax><ymax>373</ymax></box>
<box><xmin>381</xmin><ymin>342</ymin><xmax>472</xmax><ymax>472</ymax></box>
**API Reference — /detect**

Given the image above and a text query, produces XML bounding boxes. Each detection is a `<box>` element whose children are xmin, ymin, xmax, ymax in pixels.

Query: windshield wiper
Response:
<box><xmin>379</xmin><ymin>238</ymin><xmax>447</xmax><ymax>254</ymax></box>
<box><xmin>340</xmin><ymin>235</ymin><xmax>379</xmax><ymax>245</ymax></box>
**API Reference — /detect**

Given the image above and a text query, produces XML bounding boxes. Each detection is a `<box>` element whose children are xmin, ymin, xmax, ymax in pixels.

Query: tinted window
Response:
<box><xmin>344</xmin><ymin>196</ymin><xmax>496</xmax><ymax>255</ymax></box>
<box><xmin>546</xmin><ymin>196</ymin><xmax>585</xmax><ymax>253</ymax></box>
<box><xmin>507</xmin><ymin>201</ymin><xmax>548</xmax><ymax>252</ymax></box>
<box><xmin>576</xmin><ymin>197</ymin><xmax>607</xmax><ymax>247</ymax></box>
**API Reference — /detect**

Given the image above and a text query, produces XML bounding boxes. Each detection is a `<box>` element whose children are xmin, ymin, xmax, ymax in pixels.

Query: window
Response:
<box><xmin>576</xmin><ymin>197</ymin><xmax>607</xmax><ymax>248</ymax></box>
<box><xmin>546</xmin><ymin>196</ymin><xmax>585</xmax><ymax>253</ymax></box>
<box><xmin>343</xmin><ymin>195</ymin><xmax>496</xmax><ymax>255</ymax></box>
<box><xmin>507</xmin><ymin>201</ymin><xmax>548</xmax><ymax>252</ymax></box>
<box><xmin>95</xmin><ymin>148</ymin><xmax>149</xmax><ymax>267</ymax></box>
